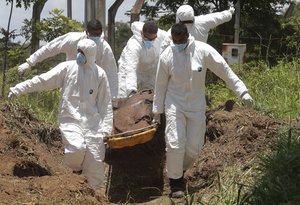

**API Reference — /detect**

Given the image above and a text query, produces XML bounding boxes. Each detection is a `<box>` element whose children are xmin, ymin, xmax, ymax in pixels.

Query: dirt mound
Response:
<box><xmin>0</xmin><ymin>103</ymin><xmax>108</xmax><ymax>204</ymax></box>
<box><xmin>0</xmin><ymin>100</ymin><xmax>283</xmax><ymax>204</ymax></box>
<box><xmin>186</xmin><ymin>100</ymin><xmax>283</xmax><ymax>192</ymax></box>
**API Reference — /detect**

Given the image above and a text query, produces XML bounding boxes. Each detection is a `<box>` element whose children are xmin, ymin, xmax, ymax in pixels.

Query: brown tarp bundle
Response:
<box><xmin>113</xmin><ymin>89</ymin><xmax>154</xmax><ymax>134</ymax></box>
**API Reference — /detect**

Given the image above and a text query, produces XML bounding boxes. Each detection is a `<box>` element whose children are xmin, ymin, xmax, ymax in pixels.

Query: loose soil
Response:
<box><xmin>0</xmin><ymin>98</ymin><xmax>284</xmax><ymax>205</ymax></box>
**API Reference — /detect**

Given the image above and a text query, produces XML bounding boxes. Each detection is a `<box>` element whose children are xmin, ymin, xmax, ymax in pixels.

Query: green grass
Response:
<box><xmin>244</xmin><ymin>127</ymin><xmax>300</xmax><ymax>205</ymax></box>
<box><xmin>16</xmin><ymin>90</ymin><xmax>60</xmax><ymax>126</ymax></box>
<box><xmin>167</xmin><ymin>162</ymin><xmax>257</xmax><ymax>205</ymax></box>
<box><xmin>207</xmin><ymin>59</ymin><xmax>300</xmax><ymax>120</ymax></box>
<box><xmin>1</xmin><ymin>57</ymin><xmax>62</xmax><ymax>126</ymax></box>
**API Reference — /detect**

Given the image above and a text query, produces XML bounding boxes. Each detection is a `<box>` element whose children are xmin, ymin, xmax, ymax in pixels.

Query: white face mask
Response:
<box><xmin>175</xmin><ymin>42</ymin><xmax>188</xmax><ymax>52</ymax></box>
<box><xmin>144</xmin><ymin>40</ymin><xmax>154</xmax><ymax>49</ymax></box>
<box><xmin>88</xmin><ymin>36</ymin><xmax>100</xmax><ymax>44</ymax></box>
<box><xmin>76</xmin><ymin>52</ymin><xmax>87</xmax><ymax>65</ymax></box>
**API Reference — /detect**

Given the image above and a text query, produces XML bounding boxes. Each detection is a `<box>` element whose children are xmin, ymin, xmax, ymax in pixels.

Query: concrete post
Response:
<box><xmin>67</xmin><ymin>0</ymin><xmax>72</xmax><ymax>19</ymax></box>
<box><xmin>234</xmin><ymin>0</ymin><xmax>240</xmax><ymax>44</ymax></box>
<box><xmin>85</xmin><ymin>0</ymin><xmax>106</xmax><ymax>33</ymax></box>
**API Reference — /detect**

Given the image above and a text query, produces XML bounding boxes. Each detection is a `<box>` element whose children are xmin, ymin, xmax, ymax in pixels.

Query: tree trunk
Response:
<box><xmin>130</xmin><ymin>0</ymin><xmax>144</xmax><ymax>23</ymax></box>
<box><xmin>31</xmin><ymin>0</ymin><xmax>47</xmax><ymax>54</ymax></box>
<box><xmin>1</xmin><ymin>0</ymin><xmax>13</xmax><ymax>98</ymax></box>
<box><xmin>108</xmin><ymin>0</ymin><xmax>124</xmax><ymax>53</ymax></box>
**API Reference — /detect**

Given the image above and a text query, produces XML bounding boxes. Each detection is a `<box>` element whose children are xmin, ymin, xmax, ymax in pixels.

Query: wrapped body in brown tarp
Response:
<box><xmin>112</xmin><ymin>89</ymin><xmax>154</xmax><ymax>134</ymax></box>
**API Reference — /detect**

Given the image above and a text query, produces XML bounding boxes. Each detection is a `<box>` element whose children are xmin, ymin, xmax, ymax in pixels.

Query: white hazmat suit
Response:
<box><xmin>19</xmin><ymin>31</ymin><xmax>118</xmax><ymax>99</ymax></box>
<box><xmin>161</xmin><ymin>5</ymin><xmax>234</xmax><ymax>51</ymax></box>
<box><xmin>117</xmin><ymin>22</ymin><xmax>167</xmax><ymax>98</ymax></box>
<box><xmin>153</xmin><ymin>36</ymin><xmax>251</xmax><ymax>179</ymax></box>
<box><xmin>9</xmin><ymin>39</ymin><xmax>113</xmax><ymax>190</ymax></box>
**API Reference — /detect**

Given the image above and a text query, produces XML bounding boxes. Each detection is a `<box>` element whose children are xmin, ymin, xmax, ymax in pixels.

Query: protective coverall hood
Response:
<box><xmin>131</xmin><ymin>21</ymin><xmax>144</xmax><ymax>41</ymax></box>
<box><xmin>176</xmin><ymin>5</ymin><xmax>195</xmax><ymax>23</ymax></box>
<box><xmin>77</xmin><ymin>39</ymin><xmax>97</xmax><ymax>65</ymax></box>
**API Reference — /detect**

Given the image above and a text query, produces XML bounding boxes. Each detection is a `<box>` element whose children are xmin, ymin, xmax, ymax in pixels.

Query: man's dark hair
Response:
<box><xmin>87</xmin><ymin>19</ymin><xmax>102</xmax><ymax>31</ymax></box>
<box><xmin>171</xmin><ymin>23</ymin><xmax>188</xmax><ymax>37</ymax></box>
<box><xmin>142</xmin><ymin>21</ymin><xmax>158</xmax><ymax>34</ymax></box>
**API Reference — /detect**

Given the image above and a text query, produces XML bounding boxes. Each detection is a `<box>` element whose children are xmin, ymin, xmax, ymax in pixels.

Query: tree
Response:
<box><xmin>107</xmin><ymin>0</ymin><xmax>144</xmax><ymax>53</ymax></box>
<box><xmin>131</xmin><ymin>0</ymin><xmax>145</xmax><ymax>22</ymax></box>
<box><xmin>281</xmin><ymin>16</ymin><xmax>300</xmax><ymax>57</ymax></box>
<box><xmin>20</xmin><ymin>9</ymin><xmax>83</xmax><ymax>75</ymax></box>
<box><xmin>1</xmin><ymin>0</ymin><xmax>43</xmax><ymax>97</ymax></box>
<box><xmin>22</xmin><ymin>9</ymin><xmax>83</xmax><ymax>43</ymax></box>
<box><xmin>1</xmin><ymin>0</ymin><xmax>14</xmax><ymax>98</ymax></box>
<box><xmin>4</xmin><ymin>0</ymin><xmax>48</xmax><ymax>54</ymax></box>
<box><xmin>108</xmin><ymin>0</ymin><xmax>124</xmax><ymax>52</ymax></box>
<box><xmin>142</xmin><ymin>0</ymin><xmax>292</xmax><ymax>64</ymax></box>
<box><xmin>30</xmin><ymin>0</ymin><xmax>47</xmax><ymax>53</ymax></box>
<box><xmin>0</xmin><ymin>7</ymin><xmax>83</xmax><ymax>99</ymax></box>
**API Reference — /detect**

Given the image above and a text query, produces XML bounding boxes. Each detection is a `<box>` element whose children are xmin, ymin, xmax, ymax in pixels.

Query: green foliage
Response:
<box><xmin>0</xmin><ymin>29</ymin><xmax>28</xmax><ymax>69</ymax></box>
<box><xmin>281</xmin><ymin>16</ymin><xmax>300</xmax><ymax>56</ymax></box>
<box><xmin>5</xmin><ymin>0</ymin><xmax>36</xmax><ymax>10</ymax></box>
<box><xmin>202</xmin><ymin>166</ymin><xmax>255</xmax><ymax>205</ymax></box>
<box><xmin>6</xmin><ymin>46</ymin><xmax>28</xmax><ymax>67</ymax></box>
<box><xmin>141</xmin><ymin>1</ymin><xmax>161</xmax><ymax>20</ymax></box>
<box><xmin>207</xmin><ymin>60</ymin><xmax>300</xmax><ymax>120</ymax></box>
<box><xmin>17</xmin><ymin>91</ymin><xmax>60</xmax><ymax>126</ymax></box>
<box><xmin>244</xmin><ymin>127</ymin><xmax>300</xmax><ymax>205</ymax></box>
<box><xmin>143</xmin><ymin>0</ymin><xmax>293</xmax><ymax>65</ymax></box>
<box><xmin>38</xmin><ymin>9</ymin><xmax>83</xmax><ymax>42</ymax></box>
<box><xmin>114</xmin><ymin>22</ymin><xmax>132</xmax><ymax>61</ymax></box>
<box><xmin>206</xmin><ymin>79</ymin><xmax>237</xmax><ymax>108</ymax></box>
<box><xmin>1</xmin><ymin>8</ymin><xmax>82</xmax><ymax>76</ymax></box>
<box><xmin>1</xmin><ymin>8</ymin><xmax>83</xmax><ymax>125</ymax></box>
<box><xmin>21</xmin><ymin>9</ymin><xmax>83</xmax><ymax>43</ymax></box>
<box><xmin>2</xmin><ymin>65</ymin><xmax>60</xmax><ymax>125</ymax></box>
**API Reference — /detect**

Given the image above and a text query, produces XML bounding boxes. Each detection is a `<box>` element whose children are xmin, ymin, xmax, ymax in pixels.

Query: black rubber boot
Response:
<box><xmin>169</xmin><ymin>177</ymin><xmax>185</xmax><ymax>198</ymax></box>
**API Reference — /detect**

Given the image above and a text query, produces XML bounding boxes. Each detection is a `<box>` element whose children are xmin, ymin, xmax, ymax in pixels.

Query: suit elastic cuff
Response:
<box><xmin>26</xmin><ymin>59</ymin><xmax>34</xmax><ymax>67</ymax></box>
<box><xmin>240</xmin><ymin>91</ymin><xmax>249</xmax><ymax>98</ymax></box>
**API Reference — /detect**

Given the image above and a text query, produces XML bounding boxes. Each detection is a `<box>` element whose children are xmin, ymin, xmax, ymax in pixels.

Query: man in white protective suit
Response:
<box><xmin>17</xmin><ymin>19</ymin><xmax>118</xmax><ymax>100</ymax></box>
<box><xmin>161</xmin><ymin>4</ymin><xmax>235</xmax><ymax>51</ymax></box>
<box><xmin>8</xmin><ymin>39</ymin><xmax>113</xmax><ymax>192</ymax></box>
<box><xmin>117</xmin><ymin>21</ymin><xmax>167</xmax><ymax>98</ymax></box>
<box><xmin>152</xmin><ymin>23</ymin><xmax>254</xmax><ymax>198</ymax></box>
